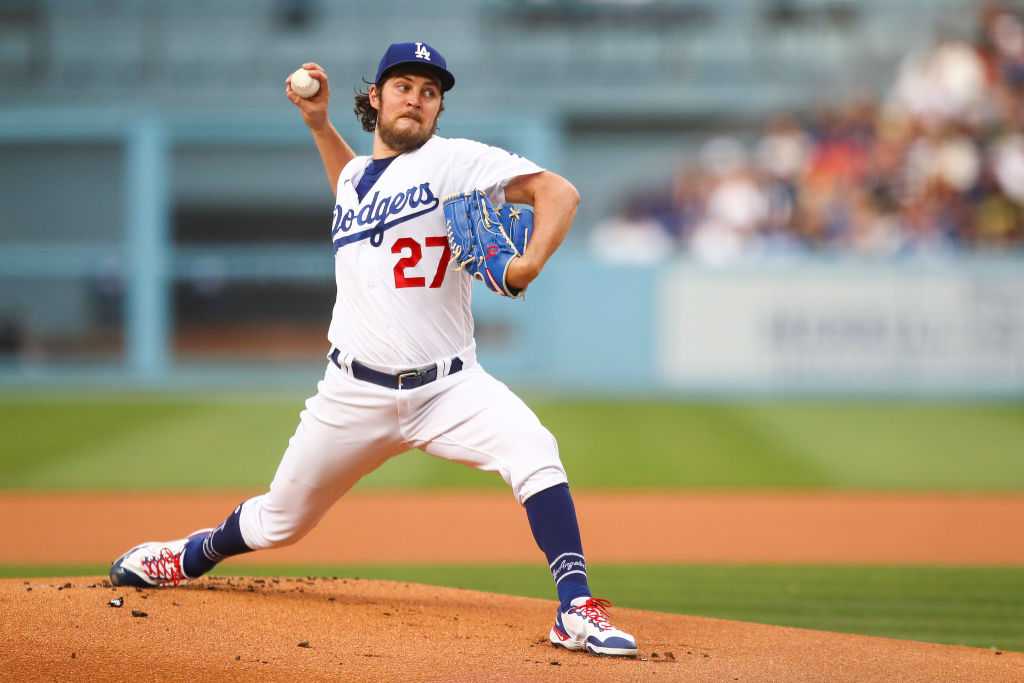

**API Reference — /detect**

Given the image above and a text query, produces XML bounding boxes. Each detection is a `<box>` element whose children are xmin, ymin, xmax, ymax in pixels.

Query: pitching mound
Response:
<box><xmin>2</xmin><ymin>578</ymin><xmax>1020</xmax><ymax>682</ymax></box>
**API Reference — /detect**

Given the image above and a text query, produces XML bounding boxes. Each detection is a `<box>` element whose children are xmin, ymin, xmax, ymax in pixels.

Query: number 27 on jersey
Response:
<box><xmin>392</xmin><ymin>236</ymin><xmax>451</xmax><ymax>289</ymax></box>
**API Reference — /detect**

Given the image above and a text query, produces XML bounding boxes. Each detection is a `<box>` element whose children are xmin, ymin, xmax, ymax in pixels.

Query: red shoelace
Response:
<box><xmin>571</xmin><ymin>597</ymin><xmax>614</xmax><ymax>631</ymax></box>
<box><xmin>141</xmin><ymin>547</ymin><xmax>186</xmax><ymax>586</ymax></box>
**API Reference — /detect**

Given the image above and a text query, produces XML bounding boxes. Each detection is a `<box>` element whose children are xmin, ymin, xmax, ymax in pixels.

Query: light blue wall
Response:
<box><xmin>472</xmin><ymin>254</ymin><xmax>661</xmax><ymax>391</ymax></box>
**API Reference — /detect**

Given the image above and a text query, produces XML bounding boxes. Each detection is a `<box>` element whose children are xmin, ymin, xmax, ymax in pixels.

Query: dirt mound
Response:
<box><xmin>1</xmin><ymin>578</ymin><xmax>1020</xmax><ymax>682</ymax></box>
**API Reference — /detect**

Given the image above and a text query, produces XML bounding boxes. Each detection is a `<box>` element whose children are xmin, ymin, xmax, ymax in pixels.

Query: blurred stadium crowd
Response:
<box><xmin>592</xmin><ymin>2</ymin><xmax>1024</xmax><ymax>264</ymax></box>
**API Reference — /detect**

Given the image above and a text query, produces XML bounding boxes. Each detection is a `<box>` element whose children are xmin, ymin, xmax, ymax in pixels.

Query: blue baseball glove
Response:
<box><xmin>443</xmin><ymin>190</ymin><xmax>533</xmax><ymax>298</ymax></box>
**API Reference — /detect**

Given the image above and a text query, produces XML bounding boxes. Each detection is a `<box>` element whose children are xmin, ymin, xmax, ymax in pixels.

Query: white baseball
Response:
<box><xmin>290</xmin><ymin>68</ymin><xmax>320</xmax><ymax>99</ymax></box>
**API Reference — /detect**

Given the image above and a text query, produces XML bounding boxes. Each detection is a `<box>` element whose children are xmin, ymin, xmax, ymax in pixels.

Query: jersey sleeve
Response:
<box><xmin>448</xmin><ymin>138</ymin><xmax>544</xmax><ymax>205</ymax></box>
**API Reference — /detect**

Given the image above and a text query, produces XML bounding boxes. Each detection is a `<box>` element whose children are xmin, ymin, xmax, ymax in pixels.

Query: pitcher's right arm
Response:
<box><xmin>286</xmin><ymin>62</ymin><xmax>356</xmax><ymax>194</ymax></box>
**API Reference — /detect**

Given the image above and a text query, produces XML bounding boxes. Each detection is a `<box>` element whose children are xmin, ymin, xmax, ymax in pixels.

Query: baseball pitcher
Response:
<box><xmin>109</xmin><ymin>41</ymin><xmax>637</xmax><ymax>657</ymax></box>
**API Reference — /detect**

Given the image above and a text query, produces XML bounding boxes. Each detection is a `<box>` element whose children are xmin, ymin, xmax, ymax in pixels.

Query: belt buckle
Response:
<box><xmin>397</xmin><ymin>369</ymin><xmax>422</xmax><ymax>390</ymax></box>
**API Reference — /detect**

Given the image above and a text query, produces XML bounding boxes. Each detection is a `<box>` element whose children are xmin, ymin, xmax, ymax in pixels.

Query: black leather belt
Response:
<box><xmin>330</xmin><ymin>348</ymin><xmax>463</xmax><ymax>390</ymax></box>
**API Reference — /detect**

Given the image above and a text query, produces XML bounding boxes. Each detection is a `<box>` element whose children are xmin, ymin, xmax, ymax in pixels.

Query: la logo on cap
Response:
<box><xmin>415</xmin><ymin>42</ymin><xmax>431</xmax><ymax>61</ymax></box>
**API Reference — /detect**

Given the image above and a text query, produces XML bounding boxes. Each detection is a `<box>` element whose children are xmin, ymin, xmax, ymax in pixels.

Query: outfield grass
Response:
<box><xmin>2</xmin><ymin>393</ymin><xmax>1023</xmax><ymax>491</ymax></box>
<box><xmin>6</xmin><ymin>563</ymin><xmax>1021</xmax><ymax>652</ymax></box>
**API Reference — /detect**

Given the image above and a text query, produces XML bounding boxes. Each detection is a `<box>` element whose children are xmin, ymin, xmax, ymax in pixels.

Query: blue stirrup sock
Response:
<box><xmin>182</xmin><ymin>501</ymin><xmax>254</xmax><ymax>578</ymax></box>
<box><xmin>524</xmin><ymin>482</ymin><xmax>592</xmax><ymax>610</ymax></box>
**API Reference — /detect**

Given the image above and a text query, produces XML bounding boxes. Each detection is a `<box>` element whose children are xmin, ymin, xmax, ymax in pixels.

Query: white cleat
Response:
<box><xmin>109</xmin><ymin>529</ymin><xmax>212</xmax><ymax>588</ymax></box>
<box><xmin>549</xmin><ymin>596</ymin><xmax>639</xmax><ymax>657</ymax></box>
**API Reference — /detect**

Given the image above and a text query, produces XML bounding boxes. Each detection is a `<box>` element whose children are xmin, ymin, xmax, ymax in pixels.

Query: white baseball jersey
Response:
<box><xmin>327</xmin><ymin>135</ymin><xmax>543</xmax><ymax>369</ymax></box>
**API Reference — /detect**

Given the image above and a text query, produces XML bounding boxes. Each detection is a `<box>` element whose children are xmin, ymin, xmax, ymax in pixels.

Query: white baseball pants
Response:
<box><xmin>237</xmin><ymin>347</ymin><xmax>568</xmax><ymax>551</ymax></box>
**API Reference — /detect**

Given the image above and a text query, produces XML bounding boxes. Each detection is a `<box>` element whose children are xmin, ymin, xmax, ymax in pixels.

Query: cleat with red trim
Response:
<box><xmin>549</xmin><ymin>597</ymin><xmax>638</xmax><ymax>657</ymax></box>
<box><xmin>109</xmin><ymin>529</ymin><xmax>212</xmax><ymax>588</ymax></box>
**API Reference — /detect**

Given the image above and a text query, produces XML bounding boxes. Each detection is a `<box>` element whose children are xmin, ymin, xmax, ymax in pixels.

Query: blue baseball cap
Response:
<box><xmin>375</xmin><ymin>41</ymin><xmax>455</xmax><ymax>92</ymax></box>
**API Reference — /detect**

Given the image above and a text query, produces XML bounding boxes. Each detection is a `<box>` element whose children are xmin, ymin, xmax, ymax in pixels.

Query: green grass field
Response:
<box><xmin>2</xmin><ymin>393</ymin><xmax>1023</xmax><ymax>491</ymax></box>
<box><xmin>3</xmin><ymin>393</ymin><xmax>1023</xmax><ymax>651</ymax></box>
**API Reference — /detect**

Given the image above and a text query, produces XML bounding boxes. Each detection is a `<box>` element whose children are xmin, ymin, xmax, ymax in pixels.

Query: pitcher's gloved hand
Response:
<box><xmin>443</xmin><ymin>190</ymin><xmax>533</xmax><ymax>298</ymax></box>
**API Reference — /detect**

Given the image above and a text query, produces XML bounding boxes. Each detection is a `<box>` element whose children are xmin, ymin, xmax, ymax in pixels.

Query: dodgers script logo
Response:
<box><xmin>331</xmin><ymin>182</ymin><xmax>439</xmax><ymax>251</ymax></box>
<box><xmin>552</xmin><ymin>557</ymin><xmax>586</xmax><ymax>581</ymax></box>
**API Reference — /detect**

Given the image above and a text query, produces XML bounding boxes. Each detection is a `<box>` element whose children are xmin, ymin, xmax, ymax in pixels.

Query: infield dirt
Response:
<box><xmin>4</xmin><ymin>490</ymin><xmax>1024</xmax><ymax>564</ymax></box>
<box><xmin>3</xmin><ymin>576</ymin><xmax>1022</xmax><ymax>682</ymax></box>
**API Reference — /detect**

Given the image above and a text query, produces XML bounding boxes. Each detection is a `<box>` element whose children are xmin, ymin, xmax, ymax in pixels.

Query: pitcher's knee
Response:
<box><xmin>510</xmin><ymin>427</ymin><xmax>568</xmax><ymax>504</ymax></box>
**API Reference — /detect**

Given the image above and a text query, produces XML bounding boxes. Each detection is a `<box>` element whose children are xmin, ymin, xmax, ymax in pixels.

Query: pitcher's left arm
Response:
<box><xmin>503</xmin><ymin>171</ymin><xmax>580</xmax><ymax>291</ymax></box>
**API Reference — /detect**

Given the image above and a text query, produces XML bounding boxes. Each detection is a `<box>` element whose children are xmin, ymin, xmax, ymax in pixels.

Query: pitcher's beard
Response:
<box><xmin>378</xmin><ymin>116</ymin><xmax>436</xmax><ymax>153</ymax></box>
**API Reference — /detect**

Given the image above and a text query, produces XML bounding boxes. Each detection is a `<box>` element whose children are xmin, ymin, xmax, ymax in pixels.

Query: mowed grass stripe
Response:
<box><xmin>1</xmin><ymin>394</ymin><xmax>1023</xmax><ymax>490</ymax></box>
<box><xmin>740</xmin><ymin>401</ymin><xmax>1024</xmax><ymax>489</ymax></box>
<box><xmin>5</xmin><ymin>564</ymin><xmax>1022</xmax><ymax>651</ymax></box>
<box><xmin>0</xmin><ymin>396</ymin><xmax>301</xmax><ymax>489</ymax></box>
